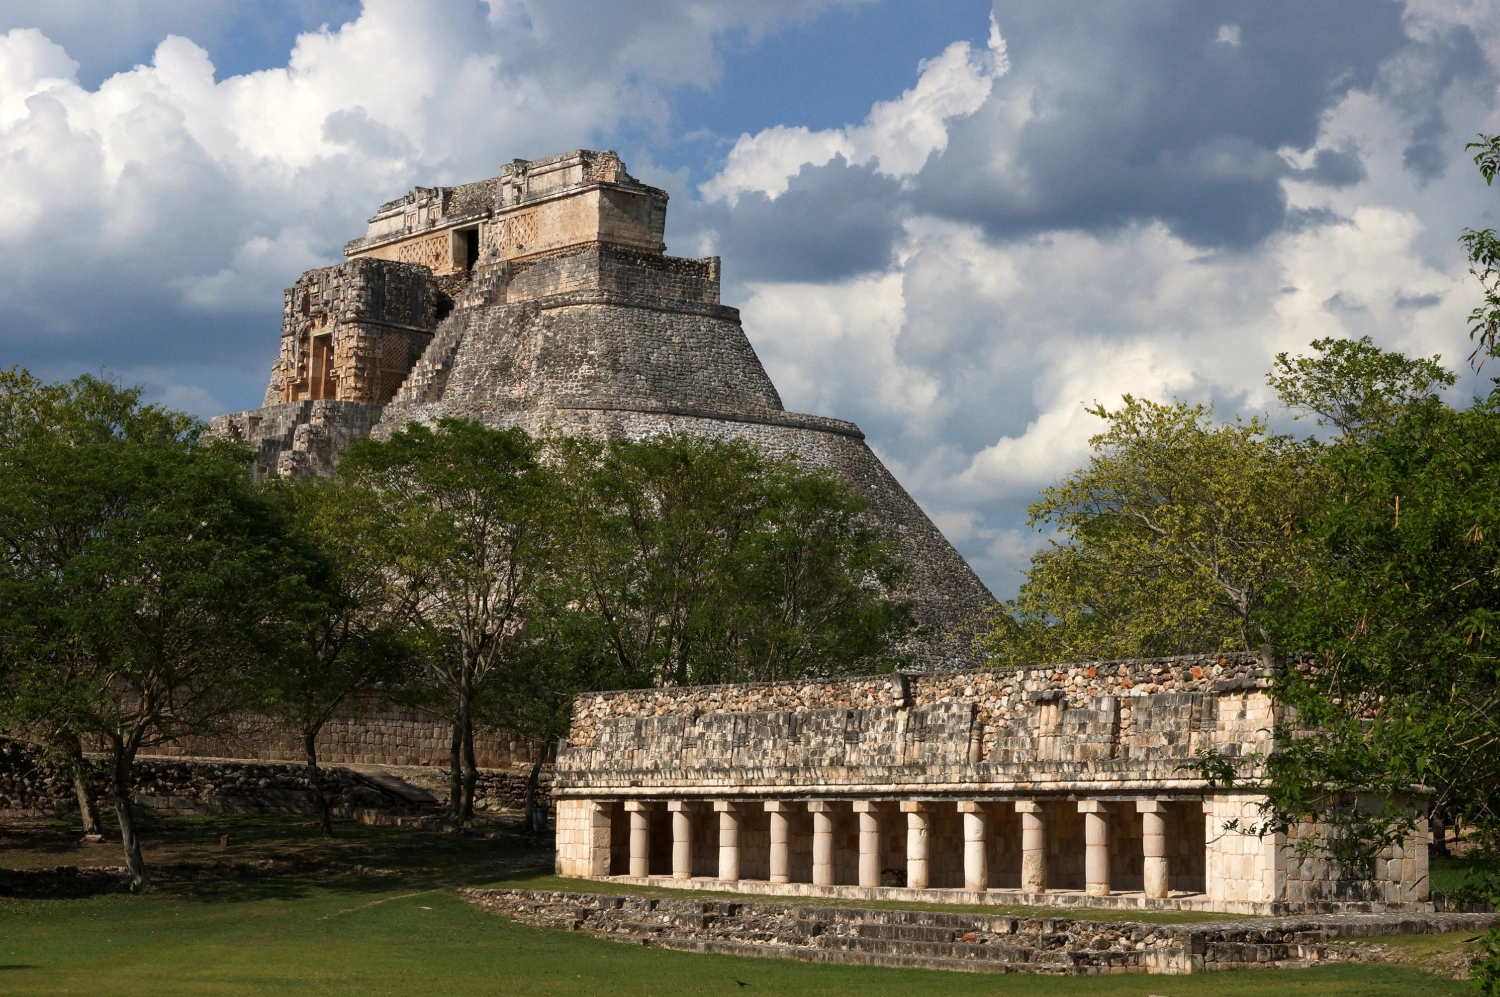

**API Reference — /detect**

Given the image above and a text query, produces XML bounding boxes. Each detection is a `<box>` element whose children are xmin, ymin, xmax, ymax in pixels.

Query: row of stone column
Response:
<box><xmin>624</xmin><ymin>798</ymin><xmax>1174</xmax><ymax>898</ymax></box>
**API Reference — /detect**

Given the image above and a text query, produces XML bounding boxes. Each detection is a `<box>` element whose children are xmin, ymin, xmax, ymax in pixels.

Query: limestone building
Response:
<box><xmin>551</xmin><ymin>652</ymin><xmax>1431</xmax><ymax>915</ymax></box>
<box><xmin>213</xmin><ymin>149</ymin><xmax>995</xmax><ymax>663</ymax></box>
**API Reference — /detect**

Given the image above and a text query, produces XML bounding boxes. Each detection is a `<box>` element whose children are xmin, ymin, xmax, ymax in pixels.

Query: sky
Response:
<box><xmin>0</xmin><ymin>0</ymin><xmax>1497</xmax><ymax>600</ymax></box>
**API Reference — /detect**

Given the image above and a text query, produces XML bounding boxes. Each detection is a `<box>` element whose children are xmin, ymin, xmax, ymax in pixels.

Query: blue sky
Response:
<box><xmin>0</xmin><ymin>0</ymin><xmax>1497</xmax><ymax>599</ymax></box>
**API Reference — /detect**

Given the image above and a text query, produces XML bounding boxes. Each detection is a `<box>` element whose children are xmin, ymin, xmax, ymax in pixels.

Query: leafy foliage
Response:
<box><xmin>1262</xmin><ymin>392</ymin><xmax>1500</xmax><ymax>858</ymax></box>
<box><xmin>551</xmin><ymin>433</ymin><xmax>912</xmax><ymax>687</ymax></box>
<box><xmin>0</xmin><ymin>369</ymin><xmax>312</xmax><ymax>885</ymax></box>
<box><xmin>986</xmin><ymin>396</ymin><xmax>1322</xmax><ymax>665</ymax></box>
<box><xmin>262</xmin><ymin>476</ymin><xmax>417</xmax><ymax>833</ymax></box>
<box><xmin>1268</xmin><ymin>335</ymin><xmax>1455</xmax><ymax>442</ymax></box>
<box><xmin>337</xmin><ymin>419</ymin><xmax>552</xmax><ymax>821</ymax></box>
<box><xmin>1462</xmin><ymin>132</ymin><xmax>1500</xmax><ymax>364</ymax></box>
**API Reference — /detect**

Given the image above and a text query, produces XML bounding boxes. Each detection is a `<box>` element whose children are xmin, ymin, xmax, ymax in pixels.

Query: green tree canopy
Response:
<box><xmin>337</xmin><ymin>418</ymin><xmax>552</xmax><ymax>822</ymax></box>
<box><xmin>985</xmin><ymin>396</ymin><xmax>1323</xmax><ymax>665</ymax></box>
<box><xmin>552</xmin><ymin>433</ymin><xmax>912</xmax><ymax>687</ymax></box>
<box><xmin>0</xmin><ymin>370</ymin><xmax>311</xmax><ymax>887</ymax></box>
<box><xmin>262</xmin><ymin>476</ymin><xmax>416</xmax><ymax>835</ymax></box>
<box><xmin>1268</xmin><ymin>335</ymin><xmax>1455</xmax><ymax>442</ymax></box>
<box><xmin>1257</xmin><ymin>389</ymin><xmax>1500</xmax><ymax>858</ymax></box>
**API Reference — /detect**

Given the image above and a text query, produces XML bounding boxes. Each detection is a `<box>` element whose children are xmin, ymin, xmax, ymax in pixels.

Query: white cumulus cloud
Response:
<box><xmin>699</xmin><ymin>19</ymin><xmax>1007</xmax><ymax>205</ymax></box>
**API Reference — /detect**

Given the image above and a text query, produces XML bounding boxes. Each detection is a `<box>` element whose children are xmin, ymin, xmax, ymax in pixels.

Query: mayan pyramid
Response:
<box><xmin>213</xmin><ymin>150</ymin><xmax>996</xmax><ymax>665</ymax></box>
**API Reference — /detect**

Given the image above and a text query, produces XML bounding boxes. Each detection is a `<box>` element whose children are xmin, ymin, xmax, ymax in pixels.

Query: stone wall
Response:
<box><xmin>375</xmin><ymin>294</ymin><xmax>784</xmax><ymax>427</ymax></box>
<box><xmin>466</xmin><ymin>890</ymin><xmax>1497</xmax><ymax>976</ymax></box>
<box><xmin>501</xmin><ymin>245</ymin><xmax>721</xmax><ymax>305</ymax></box>
<box><xmin>146</xmin><ymin>691</ymin><xmax>548</xmax><ymax>771</ymax></box>
<box><xmin>267</xmin><ymin>257</ymin><xmax>438</xmax><ymax>406</ymax></box>
<box><xmin>0</xmin><ymin>739</ymin><xmax>551</xmax><ymax>818</ymax></box>
<box><xmin>562</xmin><ymin>651</ymin><xmax>1275</xmax><ymax>781</ymax></box>
<box><xmin>211</xmin><ymin>399</ymin><xmax>384</xmax><ymax>480</ymax></box>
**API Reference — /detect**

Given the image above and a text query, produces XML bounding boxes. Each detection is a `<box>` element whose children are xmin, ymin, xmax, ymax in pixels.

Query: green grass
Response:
<box><xmin>1432</xmin><ymin>854</ymin><xmax>1497</xmax><ymax>895</ymax></box>
<box><xmin>0</xmin><ymin>814</ymin><xmax>1477</xmax><ymax>996</ymax></box>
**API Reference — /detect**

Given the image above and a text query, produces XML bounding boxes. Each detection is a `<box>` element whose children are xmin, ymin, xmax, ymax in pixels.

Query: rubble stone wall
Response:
<box><xmin>562</xmin><ymin>651</ymin><xmax>1275</xmax><ymax>778</ymax></box>
<box><xmin>0</xmin><ymin>739</ymin><xmax>551</xmax><ymax>818</ymax></box>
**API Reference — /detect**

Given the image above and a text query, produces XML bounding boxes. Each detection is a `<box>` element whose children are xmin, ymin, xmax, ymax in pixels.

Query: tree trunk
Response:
<box><xmin>460</xmin><ymin>723</ymin><xmax>478</xmax><ymax>823</ymax></box>
<box><xmin>304</xmin><ymin>729</ymin><xmax>333</xmax><ymax>837</ymax></box>
<box><xmin>456</xmin><ymin>695</ymin><xmax>476</xmax><ymax>822</ymax></box>
<box><xmin>62</xmin><ymin>734</ymin><xmax>103</xmax><ymax>839</ymax></box>
<box><xmin>110</xmin><ymin>745</ymin><xmax>148</xmax><ymax>890</ymax></box>
<box><xmin>524</xmin><ymin>746</ymin><xmax>546</xmax><ymax>834</ymax></box>
<box><xmin>448</xmin><ymin>718</ymin><xmax>464</xmax><ymax>819</ymax></box>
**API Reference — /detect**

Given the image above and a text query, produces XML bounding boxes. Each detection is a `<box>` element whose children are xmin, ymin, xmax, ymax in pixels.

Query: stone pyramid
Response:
<box><xmin>213</xmin><ymin>150</ymin><xmax>995</xmax><ymax>665</ymax></box>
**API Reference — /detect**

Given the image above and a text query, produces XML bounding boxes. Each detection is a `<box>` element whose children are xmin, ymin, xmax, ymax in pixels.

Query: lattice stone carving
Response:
<box><xmin>393</xmin><ymin>233</ymin><xmax>449</xmax><ymax>270</ymax></box>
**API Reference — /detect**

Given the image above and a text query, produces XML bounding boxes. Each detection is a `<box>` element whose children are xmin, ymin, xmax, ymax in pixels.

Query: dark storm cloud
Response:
<box><xmin>697</xmin><ymin>157</ymin><xmax>904</xmax><ymax>283</ymax></box>
<box><xmin>1297</xmin><ymin>146</ymin><xmax>1366</xmax><ymax>188</ymax></box>
<box><xmin>1383</xmin><ymin>23</ymin><xmax>1491</xmax><ymax>182</ymax></box>
<box><xmin>911</xmin><ymin>1</ymin><xmax>1409</xmax><ymax>249</ymax></box>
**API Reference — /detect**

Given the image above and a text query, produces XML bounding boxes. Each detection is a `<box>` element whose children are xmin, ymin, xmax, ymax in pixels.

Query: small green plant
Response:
<box><xmin>1449</xmin><ymin>862</ymin><xmax>1500</xmax><ymax>995</ymax></box>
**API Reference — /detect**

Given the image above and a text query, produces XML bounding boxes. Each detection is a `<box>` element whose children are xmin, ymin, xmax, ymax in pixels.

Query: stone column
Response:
<box><xmin>901</xmin><ymin>801</ymin><xmax>930</xmax><ymax>889</ymax></box>
<box><xmin>624</xmin><ymin>801</ymin><xmax>652</xmax><ymax>880</ymax></box>
<box><xmin>715</xmin><ymin>801</ymin><xmax>741</xmax><ymax>882</ymax></box>
<box><xmin>765</xmin><ymin>801</ymin><xmax>791</xmax><ymax>884</ymax></box>
<box><xmin>586</xmin><ymin>800</ymin><xmax>613</xmax><ymax>878</ymax></box>
<box><xmin>1015</xmin><ymin>800</ymin><xmax>1046</xmax><ymax>893</ymax></box>
<box><xmin>808</xmin><ymin>802</ymin><xmax>835</xmax><ymax>886</ymax></box>
<box><xmin>853</xmin><ymin>801</ymin><xmax>882</xmax><ymax>888</ymax></box>
<box><xmin>668</xmin><ymin>800</ymin><xmax>693</xmax><ymax>881</ymax></box>
<box><xmin>958</xmin><ymin>802</ymin><xmax>989</xmax><ymax>892</ymax></box>
<box><xmin>1138</xmin><ymin>800</ymin><xmax>1169</xmax><ymax>899</ymax></box>
<box><xmin>1079</xmin><ymin>800</ymin><xmax>1110</xmax><ymax>897</ymax></box>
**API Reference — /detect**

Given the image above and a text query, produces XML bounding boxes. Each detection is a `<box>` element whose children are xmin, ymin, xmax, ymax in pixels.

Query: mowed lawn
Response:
<box><xmin>0</xmin><ymin>815</ymin><xmax>1478</xmax><ymax>997</ymax></box>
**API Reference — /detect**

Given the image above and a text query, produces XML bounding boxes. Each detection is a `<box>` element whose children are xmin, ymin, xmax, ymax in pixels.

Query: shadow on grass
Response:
<box><xmin>3</xmin><ymin>812</ymin><xmax>556</xmax><ymax>906</ymax></box>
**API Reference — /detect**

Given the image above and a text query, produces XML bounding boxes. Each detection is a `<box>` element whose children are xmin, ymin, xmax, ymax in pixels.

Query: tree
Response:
<box><xmin>553</xmin><ymin>434</ymin><xmax>911</xmax><ymax>687</ymax></box>
<box><xmin>985</xmin><ymin>396</ymin><xmax>1323</xmax><ymax>665</ymax></box>
<box><xmin>1461</xmin><ymin>132</ymin><xmax>1500</xmax><ymax>364</ymax></box>
<box><xmin>1253</xmin><ymin>387</ymin><xmax>1500</xmax><ymax>854</ymax></box>
<box><xmin>0</xmin><ymin>370</ymin><xmax>309</xmax><ymax>887</ymax></box>
<box><xmin>338</xmin><ymin>419</ymin><xmax>551</xmax><ymax>822</ymax></box>
<box><xmin>1267</xmin><ymin>335</ymin><xmax>1455</xmax><ymax>442</ymax></box>
<box><xmin>263</xmin><ymin>477</ymin><xmax>415</xmax><ymax>835</ymax></box>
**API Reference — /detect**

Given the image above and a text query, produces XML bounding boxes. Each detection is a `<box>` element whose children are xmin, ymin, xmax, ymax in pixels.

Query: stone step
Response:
<box><xmin>817</xmin><ymin>934</ymin><xmax>1069</xmax><ymax>965</ymax></box>
<box><xmin>851</xmin><ymin>922</ymin><xmax>957</xmax><ymax>943</ymax></box>
<box><xmin>795</xmin><ymin>905</ymin><xmax>1032</xmax><ymax>933</ymax></box>
<box><xmin>652</xmin><ymin>937</ymin><xmax>1083</xmax><ymax>976</ymax></box>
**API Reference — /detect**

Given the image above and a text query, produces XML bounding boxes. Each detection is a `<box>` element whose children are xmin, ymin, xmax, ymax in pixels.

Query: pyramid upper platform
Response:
<box><xmin>343</xmin><ymin>150</ymin><xmax>668</xmax><ymax>276</ymax></box>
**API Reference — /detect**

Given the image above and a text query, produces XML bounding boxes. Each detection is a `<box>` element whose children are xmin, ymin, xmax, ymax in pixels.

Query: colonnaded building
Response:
<box><xmin>216</xmin><ymin>151</ymin><xmax>1430</xmax><ymax>915</ymax></box>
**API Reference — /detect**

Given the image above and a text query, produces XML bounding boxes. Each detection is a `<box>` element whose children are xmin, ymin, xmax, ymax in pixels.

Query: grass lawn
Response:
<box><xmin>0</xmin><ymin>814</ymin><xmax>1478</xmax><ymax>997</ymax></box>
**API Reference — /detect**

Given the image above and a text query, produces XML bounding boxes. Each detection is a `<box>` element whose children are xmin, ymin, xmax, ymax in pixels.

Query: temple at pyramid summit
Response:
<box><xmin>212</xmin><ymin>149</ymin><xmax>997</xmax><ymax>665</ymax></box>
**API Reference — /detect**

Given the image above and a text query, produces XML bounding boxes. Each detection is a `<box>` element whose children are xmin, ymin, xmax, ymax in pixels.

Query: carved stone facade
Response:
<box><xmin>551</xmin><ymin>652</ymin><xmax>1431</xmax><ymax>916</ymax></box>
<box><xmin>268</xmin><ymin>258</ymin><xmax>438</xmax><ymax>406</ymax></box>
<box><xmin>211</xmin><ymin>150</ymin><xmax>996</xmax><ymax>664</ymax></box>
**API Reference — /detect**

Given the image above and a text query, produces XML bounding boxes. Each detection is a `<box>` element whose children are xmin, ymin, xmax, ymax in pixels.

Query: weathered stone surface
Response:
<box><xmin>0</xmin><ymin>739</ymin><xmax>550</xmax><ymax>819</ymax></box>
<box><xmin>552</xmin><ymin>652</ymin><xmax>1432</xmax><ymax>913</ymax></box>
<box><xmin>463</xmin><ymin>889</ymin><xmax>1496</xmax><ymax>975</ymax></box>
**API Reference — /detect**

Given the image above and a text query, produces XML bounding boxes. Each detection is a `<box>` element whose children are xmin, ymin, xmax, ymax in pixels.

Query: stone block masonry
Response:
<box><xmin>0</xmin><ymin>738</ymin><xmax>551</xmax><ymax>819</ymax></box>
<box><xmin>465</xmin><ymin>889</ymin><xmax>1496</xmax><ymax>976</ymax></box>
<box><xmin>552</xmin><ymin>652</ymin><xmax>1432</xmax><ymax>916</ymax></box>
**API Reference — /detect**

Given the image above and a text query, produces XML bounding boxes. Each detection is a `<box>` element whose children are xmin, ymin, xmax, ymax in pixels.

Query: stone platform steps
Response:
<box><xmin>463</xmin><ymin>888</ymin><xmax>1498</xmax><ymax>975</ymax></box>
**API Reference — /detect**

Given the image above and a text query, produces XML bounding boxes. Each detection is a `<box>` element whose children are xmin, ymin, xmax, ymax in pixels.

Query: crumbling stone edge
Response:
<box><xmin>462</xmin><ymin>888</ymin><xmax>1497</xmax><ymax>976</ymax></box>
